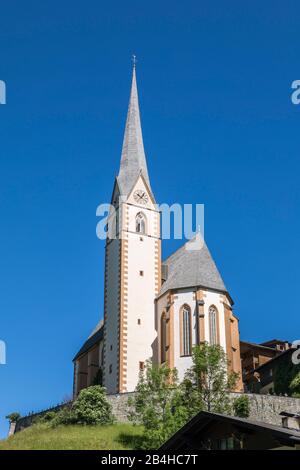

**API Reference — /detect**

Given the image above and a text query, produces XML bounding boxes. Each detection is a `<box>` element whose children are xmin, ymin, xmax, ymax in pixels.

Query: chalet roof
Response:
<box><xmin>160</xmin><ymin>410</ymin><xmax>300</xmax><ymax>450</ymax></box>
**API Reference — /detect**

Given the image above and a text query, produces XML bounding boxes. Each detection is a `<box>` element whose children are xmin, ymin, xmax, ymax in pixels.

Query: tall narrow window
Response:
<box><xmin>209</xmin><ymin>306</ymin><xmax>218</xmax><ymax>345</ymax></box>
<box><xmin>136</xmin><ymin>212</ymin><xmax>146</xmax><ymax>234</ymax></box>
<box><xmin>161</xmin><ymin>313</ymin><xmax>167</xmax><ymax>363</ymax></box>
<box><xmin>99</xmin><ymin>344</ymin><xmax>104</xmax><ymax>366</ymax></box>
<box><xmin>180</xmin><ymin>305</ymin><xmax>192</xmax><ymax>356</ymax></box>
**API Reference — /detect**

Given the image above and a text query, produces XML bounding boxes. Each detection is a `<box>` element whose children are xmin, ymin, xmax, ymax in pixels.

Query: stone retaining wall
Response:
<box><xmin>106</xmin><ymin>392</ymin><xmax>135</xmax><ymax>422</ymax></box>
<box><xmin>231</xmin><ymin>392</ymin><xmax>300</xmax><ymax>426</ymax></box>
<box><xmin>11</xmin><ymin>392</ymin><xmax>300</xmax><ymax>435</ymax></box>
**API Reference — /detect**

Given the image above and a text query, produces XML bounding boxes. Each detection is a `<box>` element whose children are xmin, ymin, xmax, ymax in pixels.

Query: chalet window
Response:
<box><xmin>180</xmin><ymin>305</ymin><xmax>192</xmax><ymax>356</ymax></box>
<box><xmin>209</xmin><ymin>305</ymin><xmax>218</xmax><ymax>345</ymax></box>
<box><xmin>136</xmin><ymin>212</ymin><xmax>146</xmax><ymax>234</ymax></box>
<box><xmin>215</xmin><ymin>437</ymin><xmax>240</xmax><ymax>450</ymax></box>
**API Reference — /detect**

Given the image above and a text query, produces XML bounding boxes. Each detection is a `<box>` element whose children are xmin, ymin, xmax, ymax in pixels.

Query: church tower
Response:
<box><xmin>103</xmin><ymin>64</ymin><xmax>161</xmax><ymax>394</ymax></box>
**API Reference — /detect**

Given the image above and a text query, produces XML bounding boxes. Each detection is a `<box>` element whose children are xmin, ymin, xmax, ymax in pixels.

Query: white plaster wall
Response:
<box><xmin>103</xmin><ymin>238</ymin><xmax>120</xmax><ymax>394</ymax></box>
<box><xmin>104</xmin><ymin>172</ymin><xmax>160</xmax><ymax>394</ymax></box>
<box><xmin>157</xmin><ymin>288</ymin><xmax>228</xmax><ymax>382</ymax></box>
<box><xmin>126</xmin><ymin>205</ymin><xmax>159</xmax><ymax>238</ymax></box>
<box><xmin>156</xmin><ymin>293</ymin><xmax>168</xmax><ymax>364</ymax></box>
<box><xmin>127</xmin><ymin>176</ymin><xmax>156</xmax><ymax>211</ymax></box>
<box><xmin>173</xmin><ymin>290</ymin><xmax>196</xmax><ymax>382</ymax></box>
<box><xmin>124</xmin><ymin>200</ymin><xmax>159</xmax><ymax>391</ymax></box>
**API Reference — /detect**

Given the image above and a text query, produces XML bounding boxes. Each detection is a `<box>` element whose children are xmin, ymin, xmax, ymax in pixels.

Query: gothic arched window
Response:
<box><xmin>209</xmin><ymin>305</ymin><xmax>218</xmax><ymax>345</ymax></box>
<box><xmin>161</xmin><ymin>313</ymin><xmax>167</xmax><ymax>363</ymax></box>
<box><xmin>136</xmin><ymin>212</ymin><xmax>146</xmax><ymax>234</ymax></box>
<box><xmin>180</xmin><ymin>305</ymin><xmax>192</xmax><ymax>356</ymax></box>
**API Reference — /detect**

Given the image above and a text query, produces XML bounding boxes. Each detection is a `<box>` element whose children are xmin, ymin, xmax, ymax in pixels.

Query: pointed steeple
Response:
<box><xmin>117</xmin><ymin>61</ymin><xmax>152</xmax><ymax>198</ymax></box>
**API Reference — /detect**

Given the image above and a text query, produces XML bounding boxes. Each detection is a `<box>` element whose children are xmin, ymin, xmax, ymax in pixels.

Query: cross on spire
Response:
<box><xmin>132</xmin><ymin>54</ymin><xmax>137</xmax><ymax>67</ymax></box>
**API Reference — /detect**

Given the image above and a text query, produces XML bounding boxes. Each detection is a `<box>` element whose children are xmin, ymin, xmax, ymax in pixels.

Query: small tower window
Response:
<box><xmin>136</xmin><ymin>212</ymin><xmax>146</xmax><ymax>234</ymax></box>
<box><xmin>209</xmin><ymin>305</ymin><xmax>218</xmax><ymax>345</ymax></box>
<box><xmin>139</xmin><ymin>361</ymin><xmax>145</xmax><ymax>371</ymax></box>
<box><xmin>99</xmin><ymin>344</ymin><xmax>104</xmax><ymax>366</ymax></box>
<box><xmin>139</xmin><ymin>270</ymin><xmax>144</xmax><ymax>277</ymax></box>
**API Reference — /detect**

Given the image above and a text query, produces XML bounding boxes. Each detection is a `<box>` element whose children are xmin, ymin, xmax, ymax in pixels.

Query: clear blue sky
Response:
<box><xmin>0</xmin><ymin>0</ymin><xmax>299</xmax><ymax>438</ymax></box>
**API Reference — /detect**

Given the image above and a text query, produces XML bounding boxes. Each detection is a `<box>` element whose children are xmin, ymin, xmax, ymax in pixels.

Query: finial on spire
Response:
<box><xmin>132</xmin><ymin>54</ymin><xmax>137</xmax><ymax>68</ymax></box>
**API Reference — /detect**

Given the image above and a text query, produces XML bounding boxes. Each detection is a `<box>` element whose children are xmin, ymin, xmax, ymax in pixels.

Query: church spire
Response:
<box><xmin>117</xmin><ymin>59</ymin><xmax>151</xmax><ymax>198</ymax></box>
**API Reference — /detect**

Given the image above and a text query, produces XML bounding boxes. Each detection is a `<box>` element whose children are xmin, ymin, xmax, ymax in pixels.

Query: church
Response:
<box><xmin>73</xmin><ymin>64</ymin><xmax>243</xmax><ymax>396</ymax></box>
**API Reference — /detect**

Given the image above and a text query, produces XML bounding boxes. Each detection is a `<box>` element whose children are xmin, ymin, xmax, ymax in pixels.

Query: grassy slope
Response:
<box><xmin>0</xmin><ymin>423</ymin><xmax>143</xmax><ymax>450</ymax></box>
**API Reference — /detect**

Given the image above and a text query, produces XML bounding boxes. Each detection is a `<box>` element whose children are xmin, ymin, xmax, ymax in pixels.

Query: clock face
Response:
<box><xmin>133</xmin><ymin>189</ymin><xmax>149</xmax><ymax>205</ymax></box>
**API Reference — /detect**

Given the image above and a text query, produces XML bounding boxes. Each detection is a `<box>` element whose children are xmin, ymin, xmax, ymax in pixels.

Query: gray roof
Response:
<box><xmin>117</xmin><ymin>66</ymin><xmax>152</xmax><ymax>198</ymax></box>
<box><xmin>158</xmin><ymin>236</ymin><xmax>227</xmax><ymax>297</ymax></box>
<box><xmin>73</xmin><ymin>320</ymin><xmax>103</xmax><ymax>361</ymax></box>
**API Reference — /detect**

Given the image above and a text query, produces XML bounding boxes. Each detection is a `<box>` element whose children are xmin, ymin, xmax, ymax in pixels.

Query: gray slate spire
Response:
<box><xmin>117</xmin><ymin>65</ymin><xmax>151</xmax><ymax>197</ymax></box>
<box><xmin>159</xmin><ymin>237</ymin><xmax>227</xmax><ymax>297</ymax></box>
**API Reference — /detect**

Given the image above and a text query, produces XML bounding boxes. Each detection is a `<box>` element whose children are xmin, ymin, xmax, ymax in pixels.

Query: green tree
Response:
<box><xmin>128</xmin><ymin>345</ymin><xmax>239</xmax><ymax>449</ymax></box>
<box><xmin>127</xmin><ymin>360</ymin><xmax>186</xmax><ymax>449</ymax></box>
<box><xmin>181</xmin><ymin>343</ymin><xmax>239</xmax><ymax>417</ymax></box>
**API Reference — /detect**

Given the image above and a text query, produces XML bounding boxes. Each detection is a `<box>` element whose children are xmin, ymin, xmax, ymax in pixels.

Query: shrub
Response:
<box><xmin>233</xmin><ymin>395</ymin><xmax>250</xmax><ymax>418</ymax></box>
<box><xmin>51</xmin><ymin>405</ymin><xmax>77</xmax><ymax>426</ymax></box>
<box><xmin>72</xmin><ymin>386</ymin><xmax>114</xmax><ymax>425</ymax></box>
<box><xmin>40</xmin><ymin>410</ymin><xmax>59</xmax><ymax>423</ymax></box>
<box><xmin>6</xmin><ymin>412</ymin><xmax>20</xmax><ymax>423</ymax></box>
